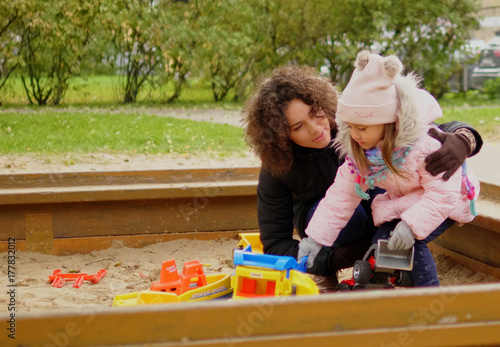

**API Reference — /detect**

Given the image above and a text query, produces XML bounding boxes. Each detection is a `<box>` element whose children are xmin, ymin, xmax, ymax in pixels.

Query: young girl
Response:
<box><xmin>298</xmin><ymin>51</ymin><xmax>480</xmax><ymax>287</ymax></box>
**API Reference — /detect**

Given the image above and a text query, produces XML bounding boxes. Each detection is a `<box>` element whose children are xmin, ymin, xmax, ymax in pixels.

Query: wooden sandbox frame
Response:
<box><xmin>6</xmin><ymin>283</ymin><xmax>500</xmax><ymax>346</ymax></box>
<box><xmin>1</xmin><ymin>168</ymin><xmax>500</xmax><ymax>346</ymax></box>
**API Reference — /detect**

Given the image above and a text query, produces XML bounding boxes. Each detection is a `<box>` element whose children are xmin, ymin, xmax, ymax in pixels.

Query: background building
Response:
<box><xmin>475</xmin><ymin>0</ymin><xmax>500</xmax><ymax>41</ymax></box>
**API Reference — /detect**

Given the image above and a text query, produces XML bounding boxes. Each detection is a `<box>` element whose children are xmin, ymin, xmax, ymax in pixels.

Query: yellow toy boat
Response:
<box><xmin>112</xmin><ymin>273</ymin><xmax>232</xmax><ymax>307</ymax></box>
<box><xmin>113</xmin><ymin>259</ymin><xmax>232</xmax><ymax>307</ymax></box>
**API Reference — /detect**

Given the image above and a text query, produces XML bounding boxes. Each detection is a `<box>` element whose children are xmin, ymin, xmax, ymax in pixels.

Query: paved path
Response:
<box><xmin>0</xmin><ymin>107</ymin><xmax>245</xmax><ymax>128</ymax></box>
<box><xmin>468</xmin><ymin>141</ymin><xmax>500</xmax><ymax>185</ymax></box>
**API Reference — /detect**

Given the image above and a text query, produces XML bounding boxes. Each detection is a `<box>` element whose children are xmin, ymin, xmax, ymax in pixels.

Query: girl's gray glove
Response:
<box><xmin>298</xmin><ymin>237</ymin><xmax>323</xmax><ymax>268</ymax></box>
<box><xmin>388</xmin><ymin>221</ymin><xmax>416</xmax><ymax>251</ymax></box>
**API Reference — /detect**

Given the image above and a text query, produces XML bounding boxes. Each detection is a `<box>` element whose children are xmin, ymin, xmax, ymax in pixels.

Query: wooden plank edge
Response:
<box><xmin>479</xmin><ymin>181</ymin><xmax>500</xmax><ymax>203</ymax></box>
<box><xmin>470</xmin><ymin>213</ymin><xmax>500</xmax><ymax>235</ymax></box>
<box><xmin>0</xmin><ymin>181</ymin><xmax>258</xmax><ymax>205</ymax></box>
<box><xmin>7</xmin><ymin>283</ymin><xmax>500</xmax><ymax>346</ymax></box>
<box><xmin>0</xmin><ymin>167</ymin><xmax>261</xmax><ymax>189</ymax></box>
<box><xmin>163</xmin><ymin>322</ymin><xmax>500</xmax><ymax>347</ymax></box>
<box><xmin>14</xmin><ymin>322</ymin><xmax>496</xmax><ymax>347</ymax></box>
<box><xmin>0</xmin><ymin>230</ymin><xmax>255</xmax><ymax>255</ymax></box>
<box><xmin>429</xmin><ymin>242</ymin><xmax>500</xmax><ymax>279</ymax></box>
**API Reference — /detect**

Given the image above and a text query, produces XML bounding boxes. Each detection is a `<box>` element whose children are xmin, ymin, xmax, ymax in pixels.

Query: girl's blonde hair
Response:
<box><xmin>349</xmin><ymin>123</ymin><xmax>406</xmax><ymax>178</ymax></box>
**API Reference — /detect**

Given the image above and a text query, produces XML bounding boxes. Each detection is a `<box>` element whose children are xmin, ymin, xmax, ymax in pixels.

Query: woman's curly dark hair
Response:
<box><xmin>243</xmin><ymin>65</ymin><xmax>338</xmax><ymax>177</ymax></box>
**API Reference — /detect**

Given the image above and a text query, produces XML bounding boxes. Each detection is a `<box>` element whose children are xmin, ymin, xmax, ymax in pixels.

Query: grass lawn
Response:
<box><xmin>0</xmin><ymin>75</ymin><xmax>498</xmax><ymax>161</ymax></box>
<box><xmin>0</xmin><ymin>111</ymin><xmax>247</xmax><ymax>157</ymax></box>
<box><xmin>441</xmin><ymin>107</ymin><xmax>500</xmax><ymax>140</ymax></box>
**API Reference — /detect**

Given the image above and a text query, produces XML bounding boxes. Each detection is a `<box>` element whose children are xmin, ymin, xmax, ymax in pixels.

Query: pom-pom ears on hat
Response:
<box><xmin>354</xmin><ymin>50</ymin><xmax>371</xmax><ymax>70</ymax></box>
<box><xmin>354</xmin><ymin>50</ymin><xmax>404</xmax><ymax>78</ymax></box>
<box><xmin>337</xmin><ymin>50</ymin><xmax>405</xmax><ymax>126</ymax></box>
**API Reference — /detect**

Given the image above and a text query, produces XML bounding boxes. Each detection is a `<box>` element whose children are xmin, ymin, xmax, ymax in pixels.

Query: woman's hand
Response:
<box><xmin>425</xmin><ymin>128</ymin><xmax>472</xmax><ymax>181</ymax></box>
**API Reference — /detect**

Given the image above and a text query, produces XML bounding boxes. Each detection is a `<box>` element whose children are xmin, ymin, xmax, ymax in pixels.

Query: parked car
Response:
<box><xmin>470</xmin><ymin>47</ymin><xmax>500</xmax><ymax>89</ymax></box>
<box><xmin>470</xmin><ymin>34</ymin><xmax>500</xmax><ymax>89</ymax></box>
<box><xmin>448</xmin><ymin>39</ymin><xmax>486</xmax><ymax>91</ymax></box>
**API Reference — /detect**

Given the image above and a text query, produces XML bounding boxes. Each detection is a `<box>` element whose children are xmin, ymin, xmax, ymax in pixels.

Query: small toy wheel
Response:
<box><xmin>353</xmin><ymin>260</ymin><xmax>372</xmax><ymax>284</ymax></box>
<box><xmin>352</xmin><ymin>283</ymin><xmax>366</xmax><ymax>290</ymax></box>
<box><xmin>335</xmin><ymin>282</ymin><xmax>352</xmax><ymax>291</ymax></box>
<box><xmin>396</xmin><ymin>270</ymin><xmax>413</xmax><ymax>287</ymax></box>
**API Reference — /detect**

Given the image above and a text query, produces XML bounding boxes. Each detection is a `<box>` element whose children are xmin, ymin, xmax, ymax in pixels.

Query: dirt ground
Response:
<box><xmin>0</xmin><ymin>108</ymin><xmax>498</xmax><ymax>313</ymax></box>
<box><xmin>0</xmin><ymin>151</ymin><xmax>261</xmax><ymax>174</ymax></box>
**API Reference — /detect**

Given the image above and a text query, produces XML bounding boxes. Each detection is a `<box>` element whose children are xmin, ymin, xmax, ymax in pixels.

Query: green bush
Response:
<box><xmin>482</xmin><ymin>78</ymin><xmax>500</xmax><ymax>100</ymax></box>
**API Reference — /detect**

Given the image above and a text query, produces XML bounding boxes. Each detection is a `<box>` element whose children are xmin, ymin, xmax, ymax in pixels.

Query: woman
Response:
<box><xmin>243</xmin><ymin>65</ymin><xmax>482</xmax><ymax>288</ymax></box>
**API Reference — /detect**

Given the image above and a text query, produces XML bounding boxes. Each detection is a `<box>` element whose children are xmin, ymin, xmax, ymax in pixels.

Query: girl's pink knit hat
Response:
<box><xmin>337</xmin><ymin>51</ymin><xmax>404</xmax><ymax>125</ymax></box>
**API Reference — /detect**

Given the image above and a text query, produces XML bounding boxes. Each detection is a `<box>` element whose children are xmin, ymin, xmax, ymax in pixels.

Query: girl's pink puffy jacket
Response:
<box><xmin>306</xmin><ymin>89</ymin><xmax>479</xmax><ymax>247</ymax></box>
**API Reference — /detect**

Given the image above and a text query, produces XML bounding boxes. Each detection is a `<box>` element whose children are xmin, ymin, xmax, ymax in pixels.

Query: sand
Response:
<box><xmin>1</xmin><ymin>235</ymin><xmax>498</xmax><ymax>313</ymax></box>
<box><xmin>0</xmin><ymin>238</ymin><xmax>239</xmax><ymax>313</ymax></box>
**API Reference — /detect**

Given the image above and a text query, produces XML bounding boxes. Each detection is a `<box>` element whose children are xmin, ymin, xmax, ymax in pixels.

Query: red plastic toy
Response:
<box><xmin>49</xmin><ymin>269</ymin><xmax>107</xmax><ymax>288</ymax></box>
<box><xmin>150</xmin><ymin>259</ymin><xmax>207</xmax><ymax>294</ymax></box>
